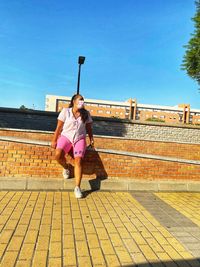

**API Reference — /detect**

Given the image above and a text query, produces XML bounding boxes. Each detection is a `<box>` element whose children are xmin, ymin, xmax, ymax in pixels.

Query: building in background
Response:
<box><xmin>45</xmin><ymin>94</ymin><xmax>200</xmax><ymax>125</ymax></box>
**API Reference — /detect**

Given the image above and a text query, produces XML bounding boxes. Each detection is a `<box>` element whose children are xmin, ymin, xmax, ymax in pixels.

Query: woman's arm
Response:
<box><xmin>86</xmin><ymin>123</ymin><xmax>94</xmax><ymax>147</ymax></box>
<box><xmin>51</xmin><ymin>120</ymin><xmax>64</xmax><ymax>148</ymax></box>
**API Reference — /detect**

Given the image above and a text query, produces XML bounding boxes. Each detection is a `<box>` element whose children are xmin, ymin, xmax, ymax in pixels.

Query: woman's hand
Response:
<box><xmin>51</xmin><ymin>141</ymin><xmax>57</xmax><ymax>149</ymax></box>
<box><xmin>90</xmin><ymin>138</ymin><xmax>94</xmax><ymax>148</ymax></box>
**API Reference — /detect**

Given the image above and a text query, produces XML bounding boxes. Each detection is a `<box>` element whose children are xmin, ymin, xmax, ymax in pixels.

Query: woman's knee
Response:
<box><xmin>55</xmin><ymin>150</ymin><xmax>63</xmax><ymax>162</ymax></box>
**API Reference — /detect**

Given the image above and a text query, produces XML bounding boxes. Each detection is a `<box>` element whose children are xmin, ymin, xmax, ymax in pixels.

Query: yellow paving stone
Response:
<box><xmin>96</xmin><ymin>227</ymin><xmax>109</xmax><ymax>240</ymax></box>
<box><xmin>36</xmin><ymin>235</ymin><xmax>50</xmax><ymax>250</ymax></box>
<box><xmin>78</xmin><ymin>256</ymin><xmax>92</xmax><ymax>267</ymax></box>
<box><xmin>111</xmin><ymin>218</ymin><xmax>124</xmax><ymax>228</ymax></box>
<box><xmin>15</xmin><ymin>224</ymin><xmax>29</xmax><ymax>236</ymax></box>
<box><xmin>32</xmin><ymin>250</ymin><xmax>48</xmax><ymax>267</ymax></box>
<box><xmin>63</xmin><ymin>234</ymin><xmax>75</xmax><ymax>249</ymax></box>
<box><xmin>7</xmin><ymin>236</ymin><xmax>24</xmax><ymax>251</ymax></box>
<box><xmin>48</xmin><ymin>257</ymin><xmax>62</xmax><ymax>267</ymax></box>
<box><xmin>156</xmin><ymin>252</ymin><xmax>172</xmax><ymax>261</ymax></box>
<box><xmin>0</xmin><ymin>243</ymin><xmax>7</xmax><ymax>258</ymax></box>
<box><xmin>104</xmin><ymin>222</ymin><xmax>117</xmax><ymax>234</ymax></box>
<box><xmin>24</xmin><ymin>230</ymin><xmax>38</xmax><ymax>244</ymax></box>
<box><xmin>90</xmin><ymin>247</ymin><xmax>106</xmax><ymax>265</ymax></box>
<box><xmin>100</xmin><ymin>239</ymin><xmax>115</xmax><ymax>255</ymax></box>
<box><xmin>166</xmin><ymin>239</ymin><xmax>186</xmax><ymax>252</ymax></box>
<box><xmin>52</xmin><ymin>220</ymin><xmax>62</xmax><ymax>230</ymax></box>
<box><xmin>151</xmin><ymin>231</ymin><xmax>168</xmax><ymax>245</ymax></box>
<box><xmin>0</xmin><ymin>216</ymin><xmax>9</xmax><ymax>225</ymax></box>
<box><xmin>63</xmin><ymin>216</ymin><xmax>72</xmax><ymax>224</ymax></box>
<box><xmin>79</xmin><ymin>208</ymin><xmax>90</xmax><ymax>215</ymax></box>
<box><xmin>146</xmin><ymin>237</ymin><xmax>165</xmax><ymax>253</ymax></box>
<box><xmin>92</xmin><ymin>218</ymin><xmax>104</xmax><ymax>228</ymax></box>
<box><xmin>117</xmin><ymin>226</ymin><xmax>131</xmax><ymax>239</ymax></box>
<box><xmin>23</xmin><ymin>207</ymin><xmax>34</xmax><ymax>215</ymax></box>
<box><xmin>15</xmin><ymin>260</ymin><xmax>32</xmax><ymax>267</ymax></box>
<box><xmin>63</xmin><ymin>248</ymin><xmax>77</xmax><ymax>266</ymax></box>
<box><xmin>0</xmin><ymin>251</ymin><xmax>18</xmax><ymax>267</ymax></box>
<box><xmin>4</xmin><ymin>219</ymin><xmax>18</xmax><ymax>230</ymax></box>
<box><xmin>101</xmin><ymin>214</ymin><xmax>112</xmax><ymax>223</ymax></box>
<box><xmin>130</xmin><ymin>232</ymin><xmax>147</xmax><ymax>245</ymax></box>
<box><xmin>87</xmin><ymin>234</ymin><xmax>100</xmax><ymax>248</ymax></box>
<box><xmin>84</xmin><ymin>223</ymin><xmax>96</xmax><ymax>234</ymax></box>
<box><xmin>104</xmin><ymin>254</ymin><xmax>121</xmax><ymax>267</ymax></box>
<box><xmin>50</xmin><ymin>229</ymin><xmax>62</xmax><ymax>242</ymax></box>
<box><xmin>131</xmin><ymin>252</ymin><xmax>148</xmax><ymax>264</ymax></box>
<box><xmin>43</xmin><ymin>211</ymin><xmax>53</xmax><ymax>218</ymax></box>
<box><xmin>19</xmin><ymin>243</ymin><xmax>35</xmax><ymax>260</ymax></box>
<box><xmin>32</xmin><ymin>212</ymin><xmax>43</xmax><ymax>220</ymax></box>
<box><xmin>109</xmin><ymin>233</ymin><xmax>124</xmax><ymax>247</ymax></box>
<box><xmin>41</xmin><ymin>215</ymin><xmax>52</xmax><ymax>225</ymax></box>
<box><xmin>0</xmin><ymin>230</ymin><xmax>13</xmax><ymax>243</ymax></box>
<box><xmin>72</xmin><ymin>210</ymin><xmax>81</xmax><ymax>219</ymax></box>
<box><xmin>62</xmin><ymin>207</ymin><xmax>71</xmax><ymax>215</ymax></box>
<box><xmin>156</xmin><ymin>226</ymin><xmax>174</xmax><ymax>238</ymax></box>
<box><xmin>28</xmin><ymin>219</ymin><xmax>40</xmax><ymax>230</ymax></box>
<box><xmin>115</xmin><ymin>246</ymin><xmax>133</xmax><ymax>264</ymax></box>
<box><xmin>178</xmin><ymin>251</ymin><xmax>194</xmax><ymax>259</ymax></box>
<box><xmin>49</xmin><ymin>242</ymin><xmax>62</xmax><ymax>258</ymax></box>
<box><xmin>0</xmin><ymin>225</ymin><xmax>4</xmax><ymax>232</ymax></box>
<box><xmin>81</xmin><ymin>215</ymin><xmax>92</xmax><ymax>224</ymax></box>
<box><xmin>10</xmin><ymin>212</ymin><xmax>23</xmax><ymax>221</ymax></box>
<box><xmin>162</xmin><ymin>245</ymin><xmax>182</xmax><ymax>260</ymax></box>
<box><xmin>90</xmin><ymin>211</ymin><xmax>100</xmax><ymax>219</ymax></box>
<box><xmin>39</xmin><ymin>224</ymin><xmax>51</xmax><ymax>236</ymax></box>
<box><xmin>19</xmin><ymin>216</ymin><xmax>32</xmax><ymax>225</ymax></box>
<box><xmin>96</xmin><ymin>207</ymin><xmax>107</xmax><ymax>214</ymax></box>
<box><xmin>63</xmin><ymin>224</ymin><xmax>73</xmax><ymax>235</ymax></box>
<box><xmin>123</xmin><ymin>238</ymin><xmax>141</xmax><ymax>253</ymax></box>
<box><xmin>139</xmin><ymin>244</ymin><xmax>159</xmax><ymax>261</ymax></box>
<box><xmin>72</xmin><ymin>218</ymin><xmax>84</xmax><ymax>229</ymax></box>
<box><xmin>74</xmin><ymin>228</ymin><xmax>86</xmax><ymax>241</ymax></box>
<box><xmin>76</xmin><ymin>241</ymin><xmax>89</xmax><ymax>257</ymax></box>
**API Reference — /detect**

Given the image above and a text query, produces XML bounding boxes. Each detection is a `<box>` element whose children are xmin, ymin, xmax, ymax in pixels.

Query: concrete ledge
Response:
<box><xmin>1</xmin><ymin>177</ymin><xmax>200</xmax><ymax>192</ymax></box>
<box><xmin>0</xmin><ymin>178</ymin><xmax>27</xmax><ymax>190</ymax></box>
<box><xmin>158</xmin><ymin>181</ymin><xmax>188</xmax><ymax>191</ymax></box>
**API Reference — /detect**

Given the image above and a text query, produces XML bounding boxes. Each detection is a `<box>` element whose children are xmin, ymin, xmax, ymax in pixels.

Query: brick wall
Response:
<box><xmin>1</xmin><ymin>129</ymin><xmax>200</xmax><ymax>160</ymax></box>
<box><xmin>1</xmin><ymin>135</ymin><xmax>200</xmax><ymax>181</ymax></box>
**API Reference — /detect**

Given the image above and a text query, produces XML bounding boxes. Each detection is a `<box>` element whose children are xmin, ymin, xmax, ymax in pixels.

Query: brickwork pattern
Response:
<box><xmin>1</xmin><ymin>140</ymin><xmax>200</xmax><ymax>181</ymax></box>
<box><xmin>1</xmin><ymin>129</ymin><xmax>200</xmax><ymax>161</ymax></box>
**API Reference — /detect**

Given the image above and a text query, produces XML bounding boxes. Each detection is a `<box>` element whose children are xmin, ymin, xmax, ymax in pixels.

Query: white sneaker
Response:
<box><xmin>63</xmin><ymin>169</ymin><xmax>70</xmax><ymax>179</ymax></box>
<box><xmin>74</xmin><ymin>186</ymin><xmax>83</xmax><ymax>199</ymax></box>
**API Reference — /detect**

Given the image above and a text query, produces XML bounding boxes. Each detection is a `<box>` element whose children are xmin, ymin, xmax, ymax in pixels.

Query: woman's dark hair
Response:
<box><xmin>69</xmin><ymin>94</ymin><xmax>89</xmax><ymax>123</ymax></box>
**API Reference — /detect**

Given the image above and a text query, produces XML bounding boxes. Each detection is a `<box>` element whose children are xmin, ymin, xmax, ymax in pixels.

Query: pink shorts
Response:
<box><xmin>56</xmin><ymin>135</ymin><xmax>86</xmax><ymax>158</ymax></box>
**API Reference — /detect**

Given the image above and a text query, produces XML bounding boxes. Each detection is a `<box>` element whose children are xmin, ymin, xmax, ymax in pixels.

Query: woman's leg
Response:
<box><xmin>73</xmin><ymin>138</ymin><xmax>86</xmax><ymax>187</ymax></box>
<box><xmin>55</xmin><ymin>149</ymin><xmax>68</xmax><ymax>169</ymax></box>
<box><xmin>74</xmin><ymin>157</ymin><xmax>82</xmax><ymax>187</ymax></box>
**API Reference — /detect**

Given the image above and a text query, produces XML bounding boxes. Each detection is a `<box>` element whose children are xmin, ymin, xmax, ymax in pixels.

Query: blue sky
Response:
<box><xmin>0</xmin><ymin>0</ymin><xmax>199</xmax><ymax>110</ymax></box>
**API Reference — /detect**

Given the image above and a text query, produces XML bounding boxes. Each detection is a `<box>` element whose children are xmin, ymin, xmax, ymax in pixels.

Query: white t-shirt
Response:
<box><xmin>58</xmin><ymin>108</ymin><xmax>93</xmax><ymax>144</ymax></box>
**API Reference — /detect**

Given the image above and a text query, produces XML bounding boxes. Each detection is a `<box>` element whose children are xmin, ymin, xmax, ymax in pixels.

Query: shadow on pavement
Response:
<box><xmin>122</xmin><ymin>258</ymin><xmax>200</xmax><ymax>267</ymax></box>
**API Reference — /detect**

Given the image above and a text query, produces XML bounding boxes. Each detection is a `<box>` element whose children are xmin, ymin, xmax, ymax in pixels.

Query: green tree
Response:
<box><xmin>19</xmin><ymin>105</ymin><xmax>27</xmax><ymax>110</ymax></box>
<box><xmin>182</xmin><ymin>1</ymin><xmax>200</xmax><ymax>86</ymax></box>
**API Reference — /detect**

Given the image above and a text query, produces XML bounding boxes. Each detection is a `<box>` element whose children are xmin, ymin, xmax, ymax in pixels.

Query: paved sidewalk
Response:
<box><xmin>0</xmin><ymin>191</ymin><xmax>200</xmax><ymax>267</ymax></box>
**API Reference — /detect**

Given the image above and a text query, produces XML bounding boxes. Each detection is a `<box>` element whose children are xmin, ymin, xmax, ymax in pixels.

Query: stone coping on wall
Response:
<box><xmin>0</xmin><ymin>176</ymin><xmax>200</xmax><ymax>192</ymax></box>
<box><xmin>1</xmin><ymin>127</ymin><xmax>200</xmax><ymax>145</ymax></box>
<box><xmin>1</xmin><ymin>135</ymin><xmax>200</xmax><ymax>166</ymax></box>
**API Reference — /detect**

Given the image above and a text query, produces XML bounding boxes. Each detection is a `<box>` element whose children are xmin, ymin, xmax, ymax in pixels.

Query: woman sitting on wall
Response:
<box><xmin>51</xmin><ymin>94</ymin><xmax>94</xmax><ymax>198</ymax></box>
